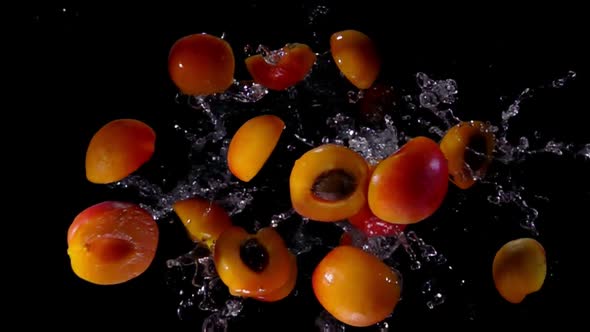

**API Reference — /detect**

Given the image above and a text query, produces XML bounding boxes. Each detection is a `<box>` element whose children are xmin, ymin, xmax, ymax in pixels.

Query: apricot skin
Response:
<box><xmin>245</xmin><ymin>43</ymin><xmax>316</xmax><ymax>91</ymax></box>
<box><xmin>172</xmin><ymin>197</ymin><xmax>232</xmax><ymax>248</ymax></box>
<box><xmin>440</xmin><ymin>120</ymin><xmax>495</xmax><ymax>189</ymax></box>
<box><xmin>228</xmin><ymin>115</ymin><xmax>285</xmax><ymax>182</ymax></box>
<box><xmin>85</xmin><ymin>119</ymin><xmax>156</xmax><ymax>184</ymax></box>
<box><xmin>214</xmin><ymin>226</ymin><xmax>292</xmax><ymax>298</ymax></box>
<box><xmin>493</xmin><ymin>238</ymin><xmax>546</xmax><ymax>304</ymax></box>
<box><xmin>290</xmin><ymin>144</ymin><xmax>370</xmax><ymax>222</ymax></box>
<box><xmin>368</xmin><ymin>137</ymin><xmax>448</xmax><ymax>224</ymax></box>
<box><xmin>67</xmin><ymin>201</ymin><xmax>159</xmax><ymax>285</ymax></box>
<box><xmin>312</xmin><ymin>246</ymin><xmax>401</xmax><ymax>327</ymax></box>
<box><xmin>349</xmin><ymin>202</ymin><xmax>407</xmax><ymax>237</ymax></box>
<box><xmin>168</xmin><ymin>33</ymin><xmax>235</xmax><ymax>96</ymax></box>
<box><xmin>330</xmin><ymin>30</ymin><xmax>381</xmax><ymax>90</ymax></box>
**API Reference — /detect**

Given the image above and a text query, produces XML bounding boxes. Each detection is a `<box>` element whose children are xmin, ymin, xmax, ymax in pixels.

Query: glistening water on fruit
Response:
<box><xmin>67</xmin><ymin>10</ymin><xmax>587</xmax><ymax>332</ymax></box>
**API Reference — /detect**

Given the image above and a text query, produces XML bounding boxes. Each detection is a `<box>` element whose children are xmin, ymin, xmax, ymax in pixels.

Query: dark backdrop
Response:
<box><xmin>26</xmin><ymin>2</ymin><xmax>588</xmax><ymax>330</ymax></box>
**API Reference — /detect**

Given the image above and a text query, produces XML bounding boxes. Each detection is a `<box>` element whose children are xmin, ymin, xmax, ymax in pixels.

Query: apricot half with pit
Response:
<box><xmin>290</xmin><ymin>144</ymin><xmax>370</xmax><ymax>222</ymax></box>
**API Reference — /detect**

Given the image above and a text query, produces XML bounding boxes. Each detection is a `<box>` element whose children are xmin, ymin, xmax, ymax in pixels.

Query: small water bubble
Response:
<box><xmin>426</xmin><ymin>293</ymin><xmax>445</xmax><ymax>309</ymax></box>
<box><xmin>502</xmin><ymin>103</ymin><xmax>520</xmax><ymax>120</ymax></box>
<box><xmin>411</xmin><ymin>260</ymin><xmax>422</xmax><ymax>270</ymax></box>
<box><xmin>286</xmin><ymin>144</ymin><xmax>297</xmax><ymax>151</ymax></box>
<box><xmin>202</xmin><ymin>313</ymin><xmax>228</xmax><ymax>332</ymax></box>
<box><xmin>347</xmin><ymin>90</ymin><xmax>364</xmax><ymax>103</ymax></box>
<box><xmin>552</xmin><ymin>78</ymin><xmax>566</xmax><ymax>88</ymax></box>
<box><xmin>577</xmin><ymin>144</ymin><xmax>590</xmax><ymax>159</ymax></box>
<box><xmin>567</xmin><ymin>70</ymin><xmax>577</xmax><ymax>79</ymax></box>
<box><xmin>519</xmin><ymin>87</ymin><xmax>534</xmax><ymax>100</ymax></box>
<box><xmin>518</xmin><ymin>136</ymin><xmax>529</xmax><ymax>150</ymax></box>
<box><xmin>402</xmin><ymin>115</ymin><xmax>412</xmax><ymax>121</ymax></box>
<box><xmin>377</xmin><ymin>321</ymin><xmax>389</xmax><ymax>331</ymax></box>
<box><xmin>544</xmin><ymin>141</ymin><xmax>564</xmax><ymax>155</ymax></box>
<box><xmin>419</xmin><ymin>91</ymin><xmax>440</xmax><ymax>109</ymax></box>
<box><xmin>416</xmin><ymin>72</ymin><xmax>435</xmax><ymax>90</ymax></box>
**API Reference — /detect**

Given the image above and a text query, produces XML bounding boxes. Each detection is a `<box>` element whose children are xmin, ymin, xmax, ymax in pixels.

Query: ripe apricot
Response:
<box><xmin>368</xmin><ymin>136</ymin><xmax>448</xmax><ymax>224</ymax></box>
<box><xmin>172</xmin><ymin>197</ymin><xmax>232</xmax><ymax>249</ymax></box>
<box><xmin>349</xmin><ymin>202</ymin><xmax>407</xmax><ymax>237</ymax></box>
<box><xmin>228</xmin><ymin>114</ymin><xmax>285</xmax><ymax>182</ymax></box>
<box><xmin>85</xmin><ymin>119</ymin><xmax>156</xmax><ymax>184</ymax></box>
<box><xmin>330</xmin><ymin>30</ymin><xmax>381</xmax><ymax>90</ymax></box>
<box><xmin>67</xmin><ymin>201</ymin><xmax>159</xmax><ymax>285</ymax></box>
<box><xmin>245</xmin><ymin>43</ymin><xmax>316</xmax><ymax>91</ymax></box>
<box><xmin>214</xmin><ymin>226</ymin><xmax>292</xmax><ymax>298</ymax></box>
<box><xmin>168</xmin><ymin>33</ymin><xmax>235</xmax><ymax>95</ymax></box>
<box><xmin>493</xmin><ymin>238</ymin><xmax>546</xmax><ymax>304</ymax></box>
<box><xmin>312</xmin><ymin>246</ymin><xmax>401</xmax><ymax>327</ymax></box>
<box><xmin>290</xmin><ymin>144</ymin><xmax>370</xmax><ymax>222</ymax></box>
<box><xmin>440</xmin><ymin>120</ymin><xmax>496</xmax><ymax>189</ymax></box>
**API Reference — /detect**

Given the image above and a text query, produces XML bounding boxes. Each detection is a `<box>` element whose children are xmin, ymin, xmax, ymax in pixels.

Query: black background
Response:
<box><xmin>25</xmin><ymin>1</ymin><xmax>589</xmax><ymax>330</ymax></box>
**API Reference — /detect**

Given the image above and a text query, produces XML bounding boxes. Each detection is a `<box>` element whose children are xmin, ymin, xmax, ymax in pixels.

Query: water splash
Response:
<box><xmin>315</xmin><ymin>310</ymin><xmax>346</xmax><ymax>332</ymax></box>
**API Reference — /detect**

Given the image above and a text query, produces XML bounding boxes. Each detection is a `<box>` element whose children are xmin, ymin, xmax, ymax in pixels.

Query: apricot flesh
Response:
<box><xmin>290</xmin><ymin>144</ymin><xmax>370</xmax><ymax>222</ymax></box>
<box><xmin>168</xmin><ymin>33</ymin><xmax>235</xmax><ymax>95</ymax></box>
<box><xmin>253</xmin><ymin>253</ymin><xmax>298</xmax><ymax>302</ymax></box>
<box><xmin>67</xmin><ymin>201</ymin><xmax>159</xmax><ymax>285</ymax></box>
<box><xmin>245</xmin><ymin>43</ymin><xmax>316</xmax><ymax>91</ymax></box>
<box><xmin>493</xmin><ymin>238</ymin><xmax>546</xmax><ymax>304</ymax></box>
<box><xmin>172</xmin><ymin>197</ymin><xmax>232</xmax><ymax>248</ymax></box>
<box><xmin>228</xmin><ymin>115</ymin><xmax>285</xmax><ymax>182</ymax></box>
<box><xmin>85</xmin><ymin>119</ymin><xmax>156</xmax><ymax>184</ymax></box>
<box><xmin>312</xmin><ymin>246</ymin><xmax>401</xmax><ymax>327</ymax></box>
<box><xmin>330</xmin><ymin>30</ymin><xmax>381</xmax><ymax>90</ymax></box>
<box><xmin>214</xmin><ymin>226</ymin><xmax>292</xmax><ymax>297</ymax></box>
<box><xmin>440</xmin><ymin>120</ymin><xmax>496</xmax><ymax>189</ymax></box>
<box><xmin>368</xmin><ymin>136</ymin><xmax>448</xmax><ymax>224</ymax></box>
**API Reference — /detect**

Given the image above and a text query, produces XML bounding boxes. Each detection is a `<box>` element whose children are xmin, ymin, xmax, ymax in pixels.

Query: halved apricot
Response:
<box><xmin>440</xmin><ymin>120</ymin><xmax>496</xmax><ymax>189</ymax></box>
<box><xmin>368</xmin><ymin>136</ymin><xmax>448</xmax><ymax>224</ymax></box>
<box><xmin>330</xmin><ymin>30</ymin><xmax>381</xmax><ymax>89</ymax></box>
<box><xmin>253</xmin><ymin>253</ymin><xmax>297</xmax><ymax>302</ymax></box>
<box><xmin>227</xmin><ymin>114</ymin><xmax>285</xmax><ymax>182</ymax></box>
<box><xmin>290</xmin><ymin>144</ymin><xmax>370</xmax><ymax>222</ymax></box>
<box><xmin>349</xmin><ymin>202</ymin><xmax>407</xmax><ymax>237</ymax></box>
<box><xmin>172</xmin><ymin>197</ymin><xmax>232</xmax><ymax>249</ymax></box>
<box><xmin>493</xmin><ymin>238</ymin><xmax>546</xmax><ymax>304</ymax></box>
<box><xmin>245</xmin><ymin>43</ymin><xmax>316</xmax><ymax>91</ymax></box>
<box><xmin>312</xmin><ymin>246</ymin><xmax>401</xmax><ymax>327</ymax></box>
<box><xmin>214</xmin><ymin>226</ymin><xmax>292</xmax><ymax>298</ymax></box>
<box><xmin>168</xmin><ymin>33</ymin><xmax>235</xmax><ymax>96</ymax></box>
<box><xmin>85</xmin><ymin>119</ymin><xmax>156</xmax><ymax>184</ymax></box>
<box><xmin>67</xmin><ymin>201</ymin><xmax>159</xmax><ymax>285</ymax></box>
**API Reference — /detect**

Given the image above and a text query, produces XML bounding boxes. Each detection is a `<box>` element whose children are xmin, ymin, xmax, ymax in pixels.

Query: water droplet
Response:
<box><xmin>416</xmin><ymin>72</ymin><xmax>435</xmax><ymax>90</ymax></box>
<box><xmin>419</xmin><ymin>91</ymin><xmax>440</xmax><ymax>109</ymax></box>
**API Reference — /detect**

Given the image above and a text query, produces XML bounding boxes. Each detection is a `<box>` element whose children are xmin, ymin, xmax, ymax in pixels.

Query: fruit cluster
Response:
<box><xmin>68</xmin><ymin>30</ymin><xmax>547</xmax><ymax>327</ymax></box>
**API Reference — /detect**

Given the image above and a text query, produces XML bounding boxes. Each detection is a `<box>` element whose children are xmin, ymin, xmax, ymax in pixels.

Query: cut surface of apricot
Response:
<box><xmin>368</xmin><ymin>136</ymin><xmax>448</xmax><ymax>224</ymax></box>
<box><xmin>85</xmin><ymin>119</ymin><xmax>155</xmax><ymax>184</ymax></box>
<box><xmin>253</xmin><ymin>253</ymin><xmax>298</xmax><ymax>302</ymax></box>
<box><xmin>246</xmin><ymin>43</ymin><xmax>316</xmax><ymax>91</ymax></box>
<box><xmin>214</xmin><ymin>226</ymin><xmax>292</xmax><ymax>297</ymax></box>
<box><xmin>330</xmin><ymin>30</ymin><xmax>381</xmax><ymax>90</ymax></box>
<box><xmin>168</xmin><ymin>33</ymin><xmax>235</xmax><ymax>96</ymax></box>
<box><xmin>290</xmin><ymin>144</ymin><xmax>370</xmax><ymax>222</ymax></box>
<box><xmin>440</xmin><ymin>120</ymin><xmax>496</xmax><ymax>189</ymax></box>
<box><xmin>312</xmin><ymin>246</ymin><xmax>401</xmax><ymax>327</ymax></box>
<box><xmin>228</xmin><ymin>114</ymin><xmax>285</xmax><ymax>182</ymax></box>
<box><xmin>67</xmin><ymin>201</ymin><xmax>159</xmax><ymax>285</ymax></box>
<box><xmin>493</xmin><ymin>238</ymin><xmax>546</xmax><ymax>304</ymax></box>
<box><xmin>172</xmin><ymin>197</ymin><xmax>232</xmax><ymax>248</ymax></box>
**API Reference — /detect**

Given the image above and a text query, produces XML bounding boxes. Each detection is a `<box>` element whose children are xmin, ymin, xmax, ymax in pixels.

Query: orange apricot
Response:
<box><xmin>172</xmin><ymin>197</ymin><xmax>232</xmax><ymax>249</ymax></box>
<box><xmin>290</xmin><ymin>144</ymin><xmax>370</xmax><ymax>222</ymax></box>
<box><xmin>253</xmin><ymin>253</ymin><xmax>298</xmax><ymax>302</ymax></box>
<box><xmin>330</xmin><ymin>30</ymin><xmax>381</xmax><ymax>90</ymax></box>
<box><xmin>85</xmin><ymin>119</ymin><xmax>156</xmax><ymax>184</ymax></box>
<box><xmin>440</xmin><ymin>120</ymin><xmax>496</xmax><ymax>189</ymax></box>
<box><xmin>368</xmin><ymin>136</ymin><xmax>449</xmax><ymax>224</ymax></box>
<box><xmin>168</xmin><ymin>33</ymin><xmax>235</xmax><ymax>96</ymax></box>
<box><xmin>67</xmin><ymin>201</ymin><xmax>159</xmax><ymax>285</ymax></box>
<box><xmin>227</xmin><ymin>114</ymin><xmax>285</xmax><ymax>182</ymax></box>
<box><xmin>245</xmin><ymin>43</ymin><xmax>316</xmax><ymax>91</ymax></box>
<box><xmin>214</xmin><ymin>226</ymin><xmax>292</xmax><ymax>298</ymax></box>
<box><xmin>312</xmin><ymin>246</ymin><xmax>401</xmax><ymax>327</ymax></box>
<box><xmin>493</xmin><ymin>238</ymin><xmax>546</xmax><ymax>304</ymax></box>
